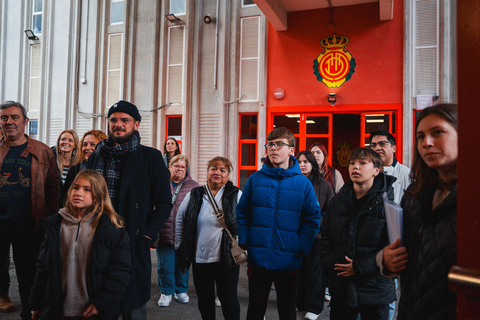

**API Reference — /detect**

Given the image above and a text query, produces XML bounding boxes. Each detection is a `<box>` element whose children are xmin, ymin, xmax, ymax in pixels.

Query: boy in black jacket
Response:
<box><xmin>320</xmin><ymin>147</ymin><xmax>395</xmax><ymax>320</ymax></box>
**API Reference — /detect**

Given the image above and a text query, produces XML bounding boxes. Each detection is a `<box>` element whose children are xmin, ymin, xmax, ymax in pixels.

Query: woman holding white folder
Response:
<box><xmin>380</xmin><ymin>104</ymin><xmax>458</xmax><ymax>320</ymax></box>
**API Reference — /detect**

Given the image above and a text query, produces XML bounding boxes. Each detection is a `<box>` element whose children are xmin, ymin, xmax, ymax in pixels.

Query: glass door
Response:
<box><xmin>272</xmin><ymin>113</ymin><xmax>333</xmax><ymax>161</ymax></box>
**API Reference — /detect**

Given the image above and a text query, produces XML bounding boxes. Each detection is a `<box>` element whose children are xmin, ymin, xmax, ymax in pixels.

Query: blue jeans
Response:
<box><xmin>156</xmin><ymin>244</ymin><xmax>189</xmax><ymax>295</ymax></box>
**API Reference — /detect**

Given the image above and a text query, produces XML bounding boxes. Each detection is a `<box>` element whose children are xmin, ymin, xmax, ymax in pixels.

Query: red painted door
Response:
<box><xmin>453</xmin><ymin>1</ymin><xmax>480</xmax><ymax>318</ymax></box>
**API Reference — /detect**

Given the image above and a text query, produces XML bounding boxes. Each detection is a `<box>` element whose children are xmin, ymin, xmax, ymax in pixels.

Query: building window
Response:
<box><xmin>239</xmin><ymin>17</ymin><xmax>260</xmax><ymax>102</ymax></box>
<box><xmin>29</xmin><ymin>45</ymin><xmax>41</xmax><ymax>111</ymax></box>
<box><xmin>111</xmin><ymin>0</ymin><xmax>125</xmax><ymax>25</ymax></box>
<box><xmin>166</xmin><ymin>115</ymin><xmax>183</xmax><ymax>151</ymax></box>
<box><xmin>238</xmin><ymin>113</ymin><xmax>258</xmax><ymax>190</ymax></box>
<box><xmin>167</xmin><ymin>26</ymin><xmax>185</xmax><ymax>105</ymax></box>
<box><xmin>33</xmin><ymin>0</ymin><xmax>42</xmax><ymax>34</ymax></box>
<box><xmin>106</xmin><ymin>33</ymin><xmax>123</xmax><ymax>107</ymax></box>
<box><xmin>29</xmin><ymin>120</ymin><xmax>38</xmax><ymax>140</ymax></box>
<box><xmin>170</xmin><ymin>0</ymin><xmax>186</xmax><ymax>15</ymax></box>
<box><xmin>242</xmin><ymin>0</ymin><xmax>256</xmax><ymax>7</ymax></box>
<box><xmin>414</xmin><ymin>0</ymin><xmax>438</xmax><ymax>95</ymax></box>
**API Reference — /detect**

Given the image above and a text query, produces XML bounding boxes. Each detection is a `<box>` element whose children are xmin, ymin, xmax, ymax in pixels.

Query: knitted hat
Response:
<box><xmin>108</xmin><ymin>100</ymin><xmax>142</xmax><ymax>122</ymax></box>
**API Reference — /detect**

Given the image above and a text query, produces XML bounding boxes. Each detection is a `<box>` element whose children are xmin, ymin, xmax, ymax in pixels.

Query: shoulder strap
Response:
<box><xmin>203</xmin><ymin>184</ymin><xmax>235</xmax><ymax>240</ymax></box>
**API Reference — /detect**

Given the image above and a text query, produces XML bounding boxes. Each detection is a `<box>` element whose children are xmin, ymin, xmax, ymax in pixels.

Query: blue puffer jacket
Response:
<box><xmin>237</xmin><ymin>156</ymin><xmax>321</xmax><ymax>271</ymax></box>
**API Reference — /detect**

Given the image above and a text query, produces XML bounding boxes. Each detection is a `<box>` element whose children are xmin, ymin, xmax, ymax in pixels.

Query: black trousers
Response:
<box><xmin>192</xmin><ymin>262</ymin><xmax>240</xmax><ymax>320</ymax></box>
<box><xmin>246</xmin><ymin>265</ymin><xmax>299</xmax><ymax>320</ymax></box>
<box><xmin>330</xmin><ymin>298</ymin><xmax>390</xmax><ymax>320</ymax></box>
<box><xmin>297</xmin><ymin>238</ymin><xmax>325</xmax><ymax>314</ymax></box>
<box><xmin>0</xmin><ymin>227</ymin><xmax>43</xmax><ymax>320</ymax></box>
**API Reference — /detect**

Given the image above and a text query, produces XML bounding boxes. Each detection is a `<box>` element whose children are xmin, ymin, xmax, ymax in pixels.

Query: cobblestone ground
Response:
<box><xmin>2</xmin><ymin>250</ymin><xmax>330</xmax><ymax>320</ymax></box>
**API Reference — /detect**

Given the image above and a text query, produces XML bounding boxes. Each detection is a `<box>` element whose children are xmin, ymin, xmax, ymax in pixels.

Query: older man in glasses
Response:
<box><xmin>369</xmin><ymin>130</ymin><xmax>411</xmax><ymax>205</ymax></box>
<box><xmin>88</xmin><ymin>100</ymin><xmax>172</xmax><ymax>320</ymax></box>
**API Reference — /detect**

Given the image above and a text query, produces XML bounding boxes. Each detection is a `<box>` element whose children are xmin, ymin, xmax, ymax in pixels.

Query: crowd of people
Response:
<box><xmin>0</xmin><ymin>99</ymin><xmax>458</xmax><ymax>320</ymax></box>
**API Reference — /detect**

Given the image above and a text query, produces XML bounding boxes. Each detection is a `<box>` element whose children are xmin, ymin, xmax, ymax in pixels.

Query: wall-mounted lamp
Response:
<box><xmin>203</xmin><ymin>14</ymin><xmax>216</xmax><ymax>24</ymax></box>
<box><xmin>24</xmin><ymin>29</ymin><xmax>39</xmax><ymax>41</ymax></box>
<box><xmin>327</xmin><ymin>93</ymin><xmax>337</xmax><ymax>106</ymax></box>
<box><xmin>165</xmin><ymin>13</ymin><xmax>184</xmax><ymax>25</ymax></box>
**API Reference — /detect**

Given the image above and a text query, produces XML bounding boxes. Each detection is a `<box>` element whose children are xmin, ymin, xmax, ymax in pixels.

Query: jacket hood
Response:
<box><xmin>58</xmin><ymin>207</ymin><xmax>96</xmax><ymax>226</ymax></box>
<box><xmin>260</xmin><ymin>155</ymin><xmax>302</xmax><ymax>178</ymax></box>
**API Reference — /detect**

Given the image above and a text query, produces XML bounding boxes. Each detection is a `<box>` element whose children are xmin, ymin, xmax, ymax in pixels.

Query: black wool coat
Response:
<box><xmin>29</xmin><ymin>213</ymin><xmax>131</xmax><ymax>319</ymax></box>
<box><xmin>87</xmin><ymin>143</ymin><xmax>172</xmax><ymax>313</ymax></box>
<box><xmin>321</xmin><ymin>173</ymin><xmax>396</xmax><ymax>307</ymax></box>
<box><xmin>397</xmin><ymin>184</ymin><xmax>457</xmax><ymax>320</ymax></box>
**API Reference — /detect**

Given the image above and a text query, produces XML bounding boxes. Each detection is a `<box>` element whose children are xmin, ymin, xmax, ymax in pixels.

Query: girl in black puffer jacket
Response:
<box><xmin>321</xmin><ymin>148</ymin><xmax>395</xmax><ymax>320</ymax></box>
<box><xmin>30</xmin><ymin>170</ymin><xmax>131</xmax><ymax>320</ymax></box>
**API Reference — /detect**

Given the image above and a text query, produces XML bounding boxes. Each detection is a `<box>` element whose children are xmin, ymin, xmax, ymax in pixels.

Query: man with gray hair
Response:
<box><xmin>0</xmin><ymin>101</ymin><xmax>59</xmax><ymax>320</ymax></box>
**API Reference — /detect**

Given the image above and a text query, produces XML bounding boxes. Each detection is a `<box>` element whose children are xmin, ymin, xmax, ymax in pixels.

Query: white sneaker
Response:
<box><xmin>174</xmin><ymin>292</ymin><xmax>190</xmax><ymax>303</ymax></box>
<box><xmin>215</xmin><ymin>296</ymin><xmax>221</xmax><ymax>307</ymax></box>
<box><xmin>305</xmin><ymin>312</ymin><xmax>320</xmax><ymax>320</ymax></box>
<box><xmin>157</xmin><ymin>294</ymin><xmax>172</xmax><ymax>307</ymax></box>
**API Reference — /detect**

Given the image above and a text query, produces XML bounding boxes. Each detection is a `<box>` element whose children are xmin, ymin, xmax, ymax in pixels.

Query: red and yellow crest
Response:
<box><xmin>313</xmin><ymin>34</ymin><xmax>356</xmax><ymax>88</ymax></box>
<box><xmin>336</xmin><ymin>142</ymin><xmax>352</xmax><ymax>168</ymax></box>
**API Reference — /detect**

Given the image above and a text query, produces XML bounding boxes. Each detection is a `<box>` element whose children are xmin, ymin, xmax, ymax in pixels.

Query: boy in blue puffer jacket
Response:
<box><xmin>237</xmin><ymin>127</ymin><xmax>321</xmax><ymax>320</ymax></box>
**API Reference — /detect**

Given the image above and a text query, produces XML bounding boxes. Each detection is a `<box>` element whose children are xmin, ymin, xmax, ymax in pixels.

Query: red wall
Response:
<box><xmin>267</xmin><ymin>2</ymin><xmax>404</xmax><ymax>107</ymax></box>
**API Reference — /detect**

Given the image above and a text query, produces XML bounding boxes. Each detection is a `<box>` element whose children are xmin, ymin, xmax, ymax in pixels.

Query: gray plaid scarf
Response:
<box><xmin>93</xmin><ymin>131</ymin><xmax>140</xmax><ymax>201</ymax></box>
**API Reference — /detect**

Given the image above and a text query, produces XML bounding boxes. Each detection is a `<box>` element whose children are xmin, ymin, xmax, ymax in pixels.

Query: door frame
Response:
<box><xmin>267</xmin><ymin>103</ymin><xmax>403</xmax><ymax>161</ymax></box>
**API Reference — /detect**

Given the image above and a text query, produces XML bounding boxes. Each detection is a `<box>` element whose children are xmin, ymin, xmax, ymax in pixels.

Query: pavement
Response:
<box><xmin>1</xmin><ymin>250</ymin><xmax>331</xmax><ymax>319</ymax></box>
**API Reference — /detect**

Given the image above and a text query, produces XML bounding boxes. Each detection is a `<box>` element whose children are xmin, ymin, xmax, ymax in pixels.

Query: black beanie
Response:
<box><xmin>108</xmin><ymin>100</ymin><xmax>142</xmax><ymax>122</ymax></box>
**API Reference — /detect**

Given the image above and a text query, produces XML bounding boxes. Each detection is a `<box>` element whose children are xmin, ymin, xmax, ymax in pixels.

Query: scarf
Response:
<box><xmin>93</xmin><ymin>131</ymin><xmax>140</xmax><ymax>201</ymax></box>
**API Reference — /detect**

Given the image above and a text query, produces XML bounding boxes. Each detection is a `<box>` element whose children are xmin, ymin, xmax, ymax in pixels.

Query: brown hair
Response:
<box><xmin>348</xmin><ymin>147</ymin><xmax>383</xmax><ymax>168</ymax></box>
<box><xmin>309</xmin><ymin>142</ymin><xmax>334</xmax><ymax>189</ymax></box>
<box><xmin>55</xmin><ymin>129</ymin><xmax>80</xmax><ymax>171</ymax></box>
<box><xmin>266</xmin><ymin>127</ymin><xmax>296</xmax><ymax>147</ymax></box>
<box><xmin>207</xmin><ymin>156</ymin><xmax>233</xmax><ymax>173</ymax></box>
<box><xmin>65</xmin><ymin>170</ymin><xmax>124</xmax><ymax>232</ymax></box>
<box><xmin>163</xmin><ymin>137</ymin><xmax>181</xmax><ymax>156</ymax></box>
<box><xmin>77</xmin><ymin>130</ymin><xmax>108</xmax><ymax>164</ymax></box>
<box><xmin>407</xmin><ymin>104</ymin><xmax>458</xmax><ymax>198</ymax></box>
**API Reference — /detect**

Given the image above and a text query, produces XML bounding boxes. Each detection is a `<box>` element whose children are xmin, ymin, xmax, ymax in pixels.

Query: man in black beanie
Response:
<box><xmin>88</xmin><ymin>100</ymin><xmax>172</xmax><ymax>319</ymax></box>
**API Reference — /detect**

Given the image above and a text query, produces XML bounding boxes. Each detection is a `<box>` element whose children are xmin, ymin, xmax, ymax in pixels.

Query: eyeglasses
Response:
<box><xmin>370</xmin><ymin>140</ymin><xmax>392</xmax><ymax>148</ymax></box>
<box><xmin>264</xmin><ymin>141</ymin><xmax>294</xmax><ymax>151</ymax></box>
<box><xmin>108</xmin><ymin>117</ymin><xmax>134</xmax><ymax>124</ymax></box>
<box><xmin>172</xmin><ymin>164</ymin><xmax>186</xmax><ymax>170</ymax></box>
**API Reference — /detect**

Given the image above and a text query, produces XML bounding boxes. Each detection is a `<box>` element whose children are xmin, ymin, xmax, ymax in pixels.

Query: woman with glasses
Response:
<box><xmin>296</xmin><ymin>150</ymin><xmax>334</xmax><ymax>320</ymax></box>
<box><xmin>310</xmin><ymin>143</ymin><xmax>344</xmax><ymax>194</ymax></box>
<box><xmin>163</xmin><ymin>137</ymin><xmax>181</xmax><ymax>167</ymax></box>
<box><xmin>155</xmin><ymin>154</ymin><xmax>198</xmax><ymax>307</ymax></box>
<box><xmin>380</xmin><ymin>104</ymin><xmax>458</xmax><ymax>320</ymax></box>
<box><xmin>176</xmin><ymin>156</ymin><xmax>242</xmax><ymax>320</ymax></box>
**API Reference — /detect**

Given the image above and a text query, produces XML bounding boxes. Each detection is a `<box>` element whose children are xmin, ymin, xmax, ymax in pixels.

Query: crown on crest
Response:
<box><xmin>320</xmin><ymin>34</ymin><xmax>349</xmax><ymax>49</ymax></box>
<box><xmin>338</xmin><ymin>142</ymin><xmax>352</xmax><ymax>149</ymax></box>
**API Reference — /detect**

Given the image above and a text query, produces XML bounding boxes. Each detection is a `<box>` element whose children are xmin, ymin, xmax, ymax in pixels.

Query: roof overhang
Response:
<box><xmin>253</xmin><ymin>0</ymin><xmax>394</xmax><ymax>31</ymax></box>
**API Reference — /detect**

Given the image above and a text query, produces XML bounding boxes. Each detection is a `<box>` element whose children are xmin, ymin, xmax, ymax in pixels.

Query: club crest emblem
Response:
<box><xmin>313</xmin><ymin>34</ymin><xmax>356</xmax><ymax>88</ymax></box>
<box><xmin>336</xmin><ymin>142</ymin><xmax>352</xmax><ymax>168</ymax></box>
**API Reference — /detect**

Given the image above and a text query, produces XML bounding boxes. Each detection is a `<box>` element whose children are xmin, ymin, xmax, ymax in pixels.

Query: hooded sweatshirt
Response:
<box><xmin>59</xmin><ymin>208</ymin><xmax>95</xmax><ymax>317</ymax></box>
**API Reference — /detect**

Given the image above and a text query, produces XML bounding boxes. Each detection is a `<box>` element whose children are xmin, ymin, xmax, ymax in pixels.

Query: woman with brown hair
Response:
<box><xmin>380</xmin><ymin>104</ymin><xmax>458</xmax><ymax>320</ymax></box>
<box><xmin>163</xmin><ymin>137</ymin><xmax>181</xmax><ymax>167</ymax></box>
<box><xmin>310</xmin><ymin>143</ymin><xmax>344</xmax><ymax>194</ymax></box>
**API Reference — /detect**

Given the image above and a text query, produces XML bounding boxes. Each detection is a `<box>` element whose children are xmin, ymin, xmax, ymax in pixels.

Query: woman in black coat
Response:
<box><xmin>296</xmin><ymin>151</ymin><xmax>334</xmax><ymax>319</ymax></box>
<box><xmin>381</xmin><ymin>104</ymin><xmax>458</xmax><ymax>320</ymax></box>
<box><xmin>30</xmin><ymin>170</ymin><xmax>131</xmax><ymax>319</ymax></box>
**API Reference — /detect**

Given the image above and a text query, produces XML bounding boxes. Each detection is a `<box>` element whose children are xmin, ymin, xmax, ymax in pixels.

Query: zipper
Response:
<box><xmin>75</xmin><ymin>221</ymin><xmax>81</xmax><ymax>242</ymax></box>
<box><xmin>270</xmin><ymin>173</ymin><xmax>280</xmax><ymax>267</ymax></box>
